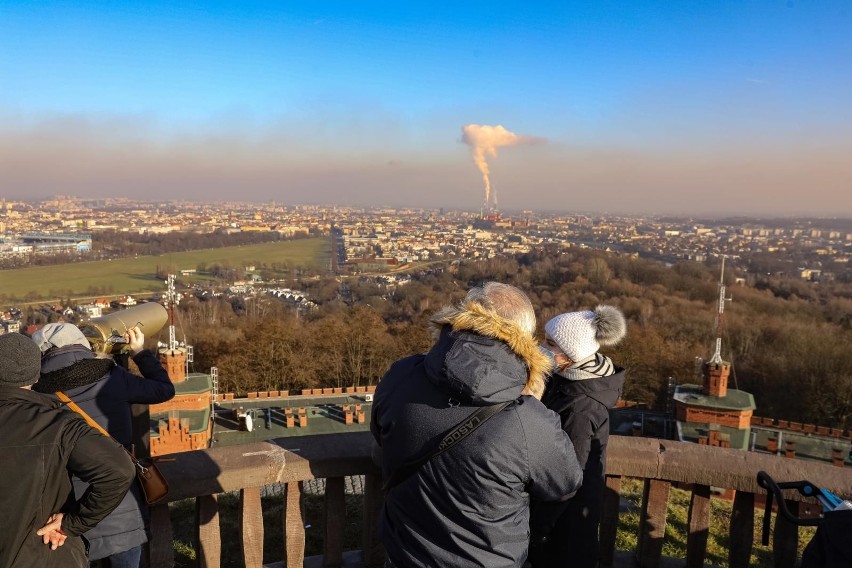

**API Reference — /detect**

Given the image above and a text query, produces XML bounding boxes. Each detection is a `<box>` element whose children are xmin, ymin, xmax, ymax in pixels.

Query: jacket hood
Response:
<box><xmin>40</xmin><ymin>345</ymin><xmax>98</xmax><ymax>373</ymax></box>
<box><xmin>34</xmin><ymin>347</ymin><xmax>114</xmax><ymax>394</ymax></box>
<box><xmin>425</xmin><ymin>300</ymin><xmax>553</xmax><ymax>402</ymax></box>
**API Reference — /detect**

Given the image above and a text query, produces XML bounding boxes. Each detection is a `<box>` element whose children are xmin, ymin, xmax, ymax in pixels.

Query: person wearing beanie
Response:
<box><xmin>31</xmin><ymin>323</ymin><xmax>176</xmax><ymax>567</ymax></box>
<box><xmin>372</xmin><ymin>282</ymin><xmax>583</xmax><ymax>568</ymax></box>
<box><xmin>0</xmin><ymin>333</ymin><xmax>136</xmax><ymax>568</ymax></box>
<box><xmin>528</xmin><ymin>305</ymin><xmax>628</xmax><ymax>568</ymax></box>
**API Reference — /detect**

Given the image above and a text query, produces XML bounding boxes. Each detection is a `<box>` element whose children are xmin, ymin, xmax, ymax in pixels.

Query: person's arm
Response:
<box><xmin>58</xmin><ymin>419</ymin><xmax>136</xmax><ymax>536</ymax></box>
<box><xmin>119</xmin><ymin>326</ymin><xmax>175</xmax><ymax>404</ymax></box>
<box><xmin>123</xmin><ymin>350</ymin><xmax>175</xmax><ymax>404</ymax></box>
<box><xmin>524</xmin><ymin>405</ymin><xmax>584</xmax><ymax>502</ymax></box>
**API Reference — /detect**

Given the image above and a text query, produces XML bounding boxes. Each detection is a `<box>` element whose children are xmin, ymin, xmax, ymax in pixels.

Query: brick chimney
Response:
<box><xmin>702</xmin><ymin>360</ymin><xmax>730</xmax><ymax>398</ymax></box>
<box><xmin>784</xmin><ymin>440</ymin><xmax>796</xmax><ymax>459</ymax></box>
<box><xmin>158</xmin><ymin>347</ymin><xmax>187</xmax><ymax>383</ymax></box>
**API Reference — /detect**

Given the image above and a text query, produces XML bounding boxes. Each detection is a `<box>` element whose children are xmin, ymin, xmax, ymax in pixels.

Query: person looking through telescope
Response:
<box><xmin>30</xmin><ymin>323</ymin><xmax>175</xmax><ymax>568</ymax></box>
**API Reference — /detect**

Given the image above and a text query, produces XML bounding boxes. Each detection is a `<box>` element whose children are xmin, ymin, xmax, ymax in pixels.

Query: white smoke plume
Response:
<box><xmin>461</xmin><ymin>124</ymin><xmax>541</xmax><ymax>209</ymax></box>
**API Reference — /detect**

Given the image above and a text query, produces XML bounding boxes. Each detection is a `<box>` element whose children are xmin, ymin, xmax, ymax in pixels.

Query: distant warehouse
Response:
<box><xmin>21</xmin><ymin>232</ymin><xmax>92</xmax><ymax>254</ymax></box>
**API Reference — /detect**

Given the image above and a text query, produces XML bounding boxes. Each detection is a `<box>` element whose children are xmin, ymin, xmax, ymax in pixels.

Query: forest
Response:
<box><xmin>173</xmin><ymin>246</ymin><xmax>852</xmax><ymax>431</ymax></box>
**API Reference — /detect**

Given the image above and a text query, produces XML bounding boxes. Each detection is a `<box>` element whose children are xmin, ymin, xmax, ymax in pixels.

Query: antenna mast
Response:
<box><xmin>709</xmin><ymin>257</ymin><xmax>731</xmax><ymax>364</ymax></box>
<box><xmin>166</xmin><ymin>274</ymin><xmax>177</xmax><ymax>351</ymax></box>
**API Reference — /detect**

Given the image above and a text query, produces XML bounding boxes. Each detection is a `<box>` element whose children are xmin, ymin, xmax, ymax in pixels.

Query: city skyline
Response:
<box><xmin>1</xmin><ymin>1</ymin><xmax>851</xmax><ymax>217</ymax></box>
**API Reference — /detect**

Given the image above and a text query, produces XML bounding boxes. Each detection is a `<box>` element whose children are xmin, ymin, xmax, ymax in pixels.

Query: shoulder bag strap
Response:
<box><xmin>56</xmin><ymin>391</ymin><xmax>112</xmax><ymax>438</ymax></box>
<box><xmin>383</xmin><ymin>399</ymin><xmax>514</xmax><ymax>491</ymax></box>
<box><xmin>56</xmin><ymin>391</ymin><xmax>138</xmax><ymax>460</ymax></box>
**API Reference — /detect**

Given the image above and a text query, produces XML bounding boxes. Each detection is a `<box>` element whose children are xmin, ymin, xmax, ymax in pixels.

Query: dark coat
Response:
<box><xmin>37</xmin><ymin>348</ymin><xmax>175</xmax><ymax>560</ymax></box>
<box><xmin>0</xmin><ymin>387</ymin><xmax>135</xmax><ymax>568</ymax></box>
<box><xmin>371</xmin><ymin>301</ymin><xmax>583</xmax><ymax>568</ymax></box>
<box><xmin>529</xmin><ymin>368</ymin><xmax>625</xmax><ymax>568</ymax></box>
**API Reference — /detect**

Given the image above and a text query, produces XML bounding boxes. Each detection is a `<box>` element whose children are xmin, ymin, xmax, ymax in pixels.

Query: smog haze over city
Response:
<box><xmin>1</xmin><ymin>1</ymin><xmax>851</xmax><ymax>217</ymax></box>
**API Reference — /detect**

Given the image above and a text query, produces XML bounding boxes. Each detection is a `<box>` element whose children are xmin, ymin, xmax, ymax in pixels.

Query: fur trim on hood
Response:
<box><xmin>430</xmin><ymin>300</ymin><xmax>553</xmax><ymax>399</ymax></box>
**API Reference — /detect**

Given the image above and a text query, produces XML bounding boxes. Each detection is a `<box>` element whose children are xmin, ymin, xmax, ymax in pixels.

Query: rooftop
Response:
<box><xmin>673</xmin><ymin>384</ymin><xmax>756</xmax><ymax>411</ymax></box>
<box><xmin>210</xmin><ymin>394</ymin><xmax>373</xmax><ymax>447</ymax></box>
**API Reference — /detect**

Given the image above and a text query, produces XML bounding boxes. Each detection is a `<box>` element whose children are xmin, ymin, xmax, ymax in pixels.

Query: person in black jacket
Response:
<box><xmin>528</xmin><ymin>305</ymin><xmax>628</xmax><ymax>568</ymax></box>
<box><xmin>31</xmin><ymin>322</ymin><xmax>175</xmax><ymax>568</ymax></box>
<box><xmin>0</xmin><ymin>332</ymin><xmax>135</xmax><ymax>568</ymax></box>
<box><xmin>372</xmin><ymin>282</ymin><xmax>583</xmax><ymax>568</ymax></box>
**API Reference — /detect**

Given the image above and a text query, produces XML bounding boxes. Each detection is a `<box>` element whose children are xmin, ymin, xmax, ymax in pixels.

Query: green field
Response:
<box><xmin>0</xmin><ymin>238</ymin><xmax>330</xmax><ymax>303</ymax></box>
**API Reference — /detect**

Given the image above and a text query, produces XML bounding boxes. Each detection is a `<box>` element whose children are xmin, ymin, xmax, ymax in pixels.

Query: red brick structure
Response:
<box><xmin>158</xmin><ymin>348</ymin><xmax>187</xmax><ymax>383</ymax></box>
<box><xmin>674</xmin><ymin>359</ymin><xmax>756</xmax><ymax>451</ymax></box>
<box><xmin>150</xmin><ymin>391</ymin><xmax>210</xmax><ymax>413</ymax></box>
<box><xmin>675</xmin><ymin>404</ymin><xmax>753</xmax><ymax>429</ymax></box>
<box><xmin>703</xmin><ymin>361</ymin><xmax>730</xmax><ymax>398</ymax></box>
<box><xmin>151</xmin><ymin>413</ymin><xmax>211</xmax><ymax>456</ymax></box>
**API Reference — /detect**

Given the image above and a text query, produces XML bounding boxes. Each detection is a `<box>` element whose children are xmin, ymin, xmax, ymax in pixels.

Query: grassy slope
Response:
<box><xmin>0</xmin><ymin>238</ymin><xmax>330</xmax><ymax>301</ymax></box>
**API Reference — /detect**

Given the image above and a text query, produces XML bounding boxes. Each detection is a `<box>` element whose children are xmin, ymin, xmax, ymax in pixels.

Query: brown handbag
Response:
<box><xmin>56</xmin><ymin>391</ymin><xmax>170</xmax><ymax>504</ymax></box>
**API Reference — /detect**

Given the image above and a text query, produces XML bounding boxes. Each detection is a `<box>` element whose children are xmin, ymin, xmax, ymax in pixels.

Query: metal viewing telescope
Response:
<box><xmin>79</xmin><ymin>302</ymin><xmax>168</xmax><ymax>355</ymax></box>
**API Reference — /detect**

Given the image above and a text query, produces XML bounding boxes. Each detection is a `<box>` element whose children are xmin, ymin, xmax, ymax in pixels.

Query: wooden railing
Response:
<box><xmin>147</xmin><ymin>433</ymin><xmax>852</xmax><ymax>568</ymax></box>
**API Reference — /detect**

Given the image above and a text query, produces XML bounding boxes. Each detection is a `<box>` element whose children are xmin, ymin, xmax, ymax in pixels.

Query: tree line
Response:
<box><xmin>171</xmin><ymin>246</ymin><xmax>851</xmax><ymax>430</ymax></box>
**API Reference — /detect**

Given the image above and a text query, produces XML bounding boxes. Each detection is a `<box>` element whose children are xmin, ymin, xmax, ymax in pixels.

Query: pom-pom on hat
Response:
<box><xmin>544</xmin><ymin>305</ymin><xmax>627</xmax><ymax>363</ymax></box>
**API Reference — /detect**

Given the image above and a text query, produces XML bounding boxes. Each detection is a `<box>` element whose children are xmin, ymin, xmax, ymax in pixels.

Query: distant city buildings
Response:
<box><xmin>2</xmin><ymin>195</ymin><xmax>850</xmax><ymax>281</ymax></box>
<box><xmin>0</xmin><ymin>232</ymin><xmax>91</xmax><ymax>257</ymax></box>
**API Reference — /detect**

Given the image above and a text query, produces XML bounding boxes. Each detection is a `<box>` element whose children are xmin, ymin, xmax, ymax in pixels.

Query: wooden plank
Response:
<box><xmin>599</xmin><ymin>475</ymin><xmax>622</xmax><ymax>568</ymax></box>
<box><xmin>637</xmin><ymin>479</ymin><xmax>670</xmax><ymax>568</ymax></box>
<box><xmin>362</xmin><ymin>473</ymin><xmax>386</xmax><ymax>567</ymax></box>
<box><xmin>240</xmin><ymin>487</ymin><xmax>265</xmax><ymax>568</ymax></box>
<box><xmin>324</xmin><ymin>477</ymin><xmax>345</xmax><ymax>567</ymax></box>
<box><xmin>147</xmin><ymin>502</ymin><xmax>174</xmax><ymax>568</ymax></box>
<box><xmin>284</xmin><ymin>481</ymin><xmax>306</xmax><ymax>567</ymax></box>
<box><xmin>728</xmin><ymin>490</ymin><xmax>755</xmax><ymax>568</ymax></box>
<box><xmin>686</xmin><ymin>484</ymin><xmax>711</xmax><ymax>568</ymax></box>
<box><xmin>772</xmin><ymin>500</ymin><xmax>799</xmax><ymax>568</ymax></box>
<box><xmin>153</xmin><ymin>434</ymin><xmax>852</xmax><ymax>503</ymax></box>
<box><xmin>195</xmin><ymin>494</ymin><xmax>221</xmax><ymax>568</ymax></box>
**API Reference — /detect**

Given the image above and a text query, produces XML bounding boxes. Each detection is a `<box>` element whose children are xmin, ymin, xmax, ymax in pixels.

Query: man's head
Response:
<box><xmin>464</xmin><ymin>282</ymin><xmax>536</xmax><ymax>337</ymax></box>
<box><xmin>31</xmin><ymin>323</ymin><xmax>92</xmax><ymax>354</ymax></box>
<box><xmin>0</xmin><ymin>333</ymin><xmax>42</xmax><ymax>388</ymax></box>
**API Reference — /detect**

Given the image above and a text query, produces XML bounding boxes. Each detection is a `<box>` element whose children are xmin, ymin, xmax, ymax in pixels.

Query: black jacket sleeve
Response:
<box><xmin>60</xmin><ymin>419</ymin><xmax>136</xmax><ymax>536</ymax></box>
<box><xmin>523</xmin><ymin>404</ymin><xmax>583</xmax><ymax>502</ymax></box>
<box><xmin>123</xmin><ymin>350</ymin><xmax>176</xmax><ymax>404</ymax></box>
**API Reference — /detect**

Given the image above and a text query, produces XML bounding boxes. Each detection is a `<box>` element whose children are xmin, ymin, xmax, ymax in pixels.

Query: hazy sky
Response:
<box><xmin>2</xmin><ymin>1</ymin><xmax>851</xmax><ymax>216</ymax></box>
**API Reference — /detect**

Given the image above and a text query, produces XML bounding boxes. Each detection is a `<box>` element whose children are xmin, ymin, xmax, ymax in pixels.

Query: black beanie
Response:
<box><xmin>0</xmin><ymin>333</ymin><xmax>41</xmax><ymax>387</ymax></box>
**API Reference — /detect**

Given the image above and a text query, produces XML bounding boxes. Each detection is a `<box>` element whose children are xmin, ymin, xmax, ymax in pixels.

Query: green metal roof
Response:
<box><xmin>150</xmin><ymin>406</ymin><xmax>211</xmax><ymax>436</ymax></box>
<box><xmin>750</xmin><ymin>426</ymin><xmax>852</xmax><ymax>465</ymax></box>
<box><xmin>673</xmin><ymin>384</ymin><xmax>756</xmax><ymax>411</ymax></box>
<box><xmin>209</xmin><ymin>394</ymin><xmax>374</xmax><ymax>447</ymax></box>
<box><xmin>676</xmin><ymin>420</ymin><xmax>751</xmax><ymax>450</ymax></box>
<box><xmin>173</xmin><ymin>372</ymin><xmax>214</xmax><ymax>395</ymax></box>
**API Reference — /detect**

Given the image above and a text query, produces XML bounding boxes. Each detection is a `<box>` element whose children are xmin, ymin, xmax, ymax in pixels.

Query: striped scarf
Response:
<box><xmin>559</xmin><ymin>352</ymin><xmax>616</xmax><ymax>381</ymax></box>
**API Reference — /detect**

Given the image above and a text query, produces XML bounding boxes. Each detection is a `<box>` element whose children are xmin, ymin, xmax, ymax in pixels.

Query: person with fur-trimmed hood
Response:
<box><xmin>371</xmin><ymin>282</ymin><xmax>583</xmax><ymax>568</ymax></box>
<box><xmin>528</xmin><ymin>305</ymin><xmax>628</xmax><ymax>568</ymax></box>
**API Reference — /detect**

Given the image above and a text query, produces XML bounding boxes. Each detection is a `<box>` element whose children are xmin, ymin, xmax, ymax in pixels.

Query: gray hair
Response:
<box><xmin>464</xmin><ymin>282</ymin><xmax>536</xmax><ymax>337</ymax></box>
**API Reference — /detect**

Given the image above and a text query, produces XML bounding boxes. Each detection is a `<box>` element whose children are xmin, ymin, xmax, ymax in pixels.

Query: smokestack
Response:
<box><xmin>461</xmin><ymin>124</ymin><xmax>541</xmax><ymax>211</ymax></box>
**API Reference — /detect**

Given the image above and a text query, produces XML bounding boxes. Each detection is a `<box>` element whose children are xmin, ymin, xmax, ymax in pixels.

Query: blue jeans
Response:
<box><xmin>91</xmin><ymin>546</ymin><xmax>142</xmax><ymax>568</ymax></box>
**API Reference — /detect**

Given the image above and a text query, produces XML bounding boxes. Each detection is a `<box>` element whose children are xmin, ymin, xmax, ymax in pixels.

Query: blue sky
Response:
<box><xmin>1</xmin><ymin>1</ymin><xmax>851</xmax><ymax>215</ymax></box>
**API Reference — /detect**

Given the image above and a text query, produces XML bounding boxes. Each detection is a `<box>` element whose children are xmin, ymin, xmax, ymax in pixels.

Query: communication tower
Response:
<box><xmin>158</xmin><ymin>274</ymin><xmax>188</xmax><ymax>383</ymax></box>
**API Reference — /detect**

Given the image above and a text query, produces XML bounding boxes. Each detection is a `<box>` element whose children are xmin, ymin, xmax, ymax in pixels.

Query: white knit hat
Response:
<box><xmin>544</xmin><ymin>305</ymin><xmax>627</xmax><ymax>363</ymax></box>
